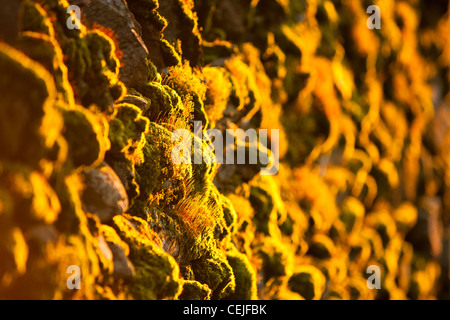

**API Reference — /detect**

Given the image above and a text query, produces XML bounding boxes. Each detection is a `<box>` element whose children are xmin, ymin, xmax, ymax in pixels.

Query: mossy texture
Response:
<box><xmin>1</xmin><ymin>0</ymin><xmax>450</xmax><ymax>301</ymax></box>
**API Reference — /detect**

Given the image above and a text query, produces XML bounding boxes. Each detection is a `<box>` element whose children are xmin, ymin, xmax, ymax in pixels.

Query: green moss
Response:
<box><xmin>164</xmin><ymin>62</ymin><xmax>209</xmax><ymax>127</ymax></box>
<box><xmin>161</xmin><ymin>39</ymin><xmax>182</xmax><ymax>67</ymax></box>
<box><xmin>190</xmin><ymin>250</ymin><xmax>235</xmax><ymax>299</ymax></box>
<box><xmin>127</xmin><ymin>0</ymin><xmax>166</xmax><ymax>31</ymax></box>
<box><xmin>147</xmin><ymin>60</ymin><xmax>162</xmax><ymax>83</ymax></box>
<box><xmin>249</xmin><ymin>185</ymin><xmax>274</xmax><ymax>235</ymax></box>
<box><xmin>79</xmin><ymin>30</ymin><xmax>125</xmax><ymax>111</ymax></box>
<box><xmin>135</xmin><ymin>82</ymin><xmax>184</xmax><ymax>123</ymax></box>
<box><xmin>126</xmin><ymin>0</ymin><xmax>181</xmax><ymax>69</ymax></box>
<box><xmin>22</xmin><ymin>0</ymin><xmax>124</xmax><ymax>113</ymax></box>
<box><xmin>279</xmin><ymin>214</ymin><xmax>294</xmax><ymax>236</ymax></box>
<box><xmin>112</xmin><ymin>214</ymin><xmax>182</xmax><ymax>299</ymax></box>
<box><xmin>108</xmin><ymin>103</ymin><xmax>149</xmax><ymax>163</ymax></box>
<box><xmin>105</xmin><ymin>103</ymin><xmax>149</xmax><ymax>201</ymax></box>
<box><xmin>225</xmin><ymin>247</ymin><xmax>257</xmax><ymax>300</ymax></box>
<box><xmin>16</xmin><ymin>32</ymin><xmax>75</xmax><ymax>106</ymax></box>
<box><xmin>20</xmin><ymin>0</ymin><xmax>53</xmax><ymax>36</ymax></box>
<box><xmin>288</xmin><ymin>266</ymin><xmax>326</xmax><ymax>300</ymax></box>
<box><xmin>100</xmin><ymin>224</ymin><xmax>130</xmax><ymax>256</ymax></box>
<box><xmin>166</xmin><ymin>0</ymin><xmax>204</xmax><ymax>66</ymax></box>
<box><xmin>220</xmin><ymin>194</ymin><xmax>238</xmax><ymax>234</ymax></box>
<box><xmin>59</xmin><ymin>105</ymin><xmax>109</xmax><ymax>169</ymax></box>
<box><xmin>307</xmin><ymin>235</ymin><xmax>335</xmax><ymax>260</ymax></box>
<box><xmin>179</xmin><ymin>280</ymin><xmax>212</xmax><ymax>300</ymax></box>
<box><xmin>0</xmin><ymin>42</ymin><xmax>63</xmax><ymax>168</ymax></box>
<box><xmin>258</xmin><ymin>240</ymin><xmax>289</xmax><ymax>282</ymax></box>
<box><xmin>167</xmin><ymin>181</ymin><xmax>224</xmax><ymax>262</ymax></box>
<box><xmin>132</xmin><ymin>122</ymin><xmax>192</xmax><ymax>214</ymax></box>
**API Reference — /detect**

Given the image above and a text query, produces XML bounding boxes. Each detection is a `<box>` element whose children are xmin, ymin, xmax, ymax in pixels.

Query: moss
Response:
<box><xmin>20</xmin><ymin>0</ymin><xmax>53</xmax><ymax>36</ymax></box>
<box><xmin>288</xmin><ymin>266</ymin><xmax>326</xmax><ymax>300</ymax></box>
<box><xmin>258</xmin><ymin>238</ymin><xmax>291</xmax><ymax>282</ymax></box>
<box><xmin>202</xmin><ymin>67</ymin><xmax>232</xmax><ymax>125</ymax></box>
<box><xmin>107</xmin><ymin>103</ymin><xmax>149</xmax><ymax>165</ymax></box>
<box><xmin>0</xmin><ymin>0</ymin><xmax>447</xmax><ymax>301</ymax></box>
<box><xmin>249</xmin><ymin>175</ymin><xmax>286</xmax><ymax>237</ymax></box>
<box><xmin>161</xmin><ymin>39</ymin><xmax>182</xmax><ymax>67</ymax></box>
<box><xmin>279</xmin><ymin>214</ymin><xmax>294</xmax><ymax>236</ymax></box>
<box><xmin>249</xmin><ymin>186</ymin><xmax>274</xmax><ymax>235</ymax></box>
<box><xmin>126</xmin><ymin>0</ymin><xmax>181</xmax><ymax>69</ymax></box>
<box><xmin>190</xmin><ymin>250</ymin><xmax>235</xmax><ymax>299</ymax></box>
<box><xmin>21</xmin><ymin>0</ymin><xmax>124</xmax><ymax>113</ymax></box>
<box><xmin>179</xmin><ymin>280</ymin><xmax>212</xmax><ymax>300</ymax></box>
<box><xmin>79</xmin><ymin>30</ymin><xmax>125</xmax><ymax>111</ymax></box>
<box><xmin>202</xmin><ymin>39</ymin><xmax>235</xmax><ymax>64</ymax></box>
<box><xmin>365</xmin><ymin>210</ymin><xmax>397</xmax><ymax>248</ymax></box>
<box><xmin>106</xmin><ymin>103</ymin><xmax>149</xmax><ymax>201</ymax></box>
<box><xmin>393</xmin><ymin>202</ymin><xmax>418</xmax><ymax>234</ymax></box>
<box><xmin>16</xmin><ymin>32</ymin><xmax>75</xmax><ymax>106</ymax></box>
<box><xmin>111</xmin><ymin>214</ymin><xmax>182</xmax><ymax>299</ymax></box>
<box><xmin>225</xmin><ymin>246</ymin><xmax>257</xmax><ymax>300</ymax></box>
<box><xmin>0</xmin><ymin>42</ymin><xmax>63</xmax><ymax>168</ymax></box>
<box><xmin>161</xmin><ymin>0</ymin><xmax>204</xmax><ymax>66</ymax></box>
<box><xmin>164</xmin><ymin>61</ymin><xmax>208</xmax><ymax>127</ymax></box>
<box><xmin>307</xmin><ymin>235</ymin><xmax>336</xmax><ymax>260</ymax></box>
<box><xmin>147</xmin><ymin>60</ymin><xmax>162</xmax><ymax>83</ymax></box>
<box><xmin>133</xmin><ymin>122</ymin><xmax>192</xmax><ymax>213</ymax></box>
<box><xmin>126</xmin><ymin>0</ymin><xmax>165</xmax><ymax>30</ymax></box>
<box><xmin>135</xmin><ymin>82</ymin><xmax>184</xmax><ymax>123</ymax></box>
<box><xmin>100</xmin><ymin>224</ymin><xmax>130</xmax><ymax>257</ymax></box>
<box><xmin>220</xmin><ymin>194</ymin><xmax>238</xmax><ymax>235</ymax></box>
<box><xmin>59</xmin><ymin>105</ymin><xmax>109</xmax><ymax>169</ymax></box>
<box><xmin>168</xmin><ymin>181</ymin><xmax>225</xmax><ymax>262</ymax></box>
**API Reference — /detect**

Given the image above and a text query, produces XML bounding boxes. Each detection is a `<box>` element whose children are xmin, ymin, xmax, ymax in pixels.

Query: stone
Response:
<box><xmin>71</xmin><ymin>0</ymin><xmax>149</xmax><ymax>87</ymax></box>
<box><xmin>108</xmin><ymin>242</ymin><xmax>135</xmax><ymax>280</ymax></box>
<box><xmin>81</xmin><ymin>163</ymin><xmax>129</xmax><ymax>223</ymax></box>
<box><xmin>120</xmin><ymin>95</ymin><xmax>149</xmax><ymax>111</ymax></box>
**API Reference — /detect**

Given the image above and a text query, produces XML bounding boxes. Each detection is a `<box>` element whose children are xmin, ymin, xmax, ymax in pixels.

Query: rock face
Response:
<box><xmin>2</xmin><ymin>0</ymin><xmax>450</xmax><ymax>302</ymax></box>
<box><xmin>81</xmin><ymin>163</ymin><xmax>129</xmax><ymax>223</ymax></box>
<box><xmin>72</xmin><ymin>0</ymin><xmax>149</xmax><ymax>87</ymax></box>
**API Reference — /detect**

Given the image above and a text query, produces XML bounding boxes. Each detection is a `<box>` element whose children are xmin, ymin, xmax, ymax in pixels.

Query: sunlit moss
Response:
<box><xmin>112</xmin><ymin>214</ymin><xmax>183</xmax><ymax>299</ymax></box>
<box><xmin>225</xmin><ymin>245</ymin><xmax>257</xmax><ymax>300</ymax></box>
<box><xmin>179</xmin><ymin>280</ymin><xmax>212</xmax><ymax>300</ymax></box>
<box><xmin>202</xmin><ymin>67</ymin><xmax>232</xmax><ymax>126</ymax></box>
<box><xmin>287</xmin><ymin>265</ymin><xmax>326</xmax><ymax>300</ymax></box>
<box><xmin>1</xmin><ymin>0</ymin><xmax>449</xmax><ymax>301</ymax></box>
<box><xmin>0</xmin><ymin>42</ymin><xmax>63</xmax><ymax>168</ymax></box>
<box><xmin>190</xmin><ymin>249</ymin><xmax>235</xmax><ymax>299</ymax></box>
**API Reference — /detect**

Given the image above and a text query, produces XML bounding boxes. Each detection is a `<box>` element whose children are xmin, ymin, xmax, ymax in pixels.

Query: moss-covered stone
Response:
<box><xmin>190</xmin><ymin>250</ymin><xmax>235</xmax><ymax>300</ymax></box>
<box><xmin>225</xmin><ymin>246</ymin><xmax>257</xmax><ymax>300</ymax></box>
<box><xmin>178</xmin><ymin>280</ymin><xmax>212</xmax><ymax>300</ymax></box>
<box><xmin>307</xmin><ymin>234</ymin><xmax>336</xmax><ymax>260</ymax></box>
<box><xmin>287</xmin><ymin>266</ymin><xmax>326</xmax><ymax>300</ymax></box>
<box><xmin>112</xmin><ymin>214</ymin><xmax>182</xmax><ymax>299</ymax></box>
<box><xmin>0</xmin><ymin>42</ymin><xmax>63</xmax><ymax>168</ymax></box>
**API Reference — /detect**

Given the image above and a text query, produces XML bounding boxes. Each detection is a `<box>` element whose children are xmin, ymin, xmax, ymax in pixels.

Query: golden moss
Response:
<box><xmin>1</xmin><ymin>0</ymin><xmax>450</xmax><ymax>301</ymax></box>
